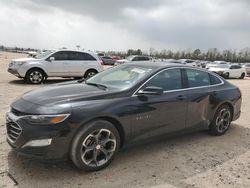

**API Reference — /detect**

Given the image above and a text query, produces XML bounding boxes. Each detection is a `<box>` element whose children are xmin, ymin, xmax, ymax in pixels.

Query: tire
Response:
<box><xmin>209</xmin><ymin>105</ymin><xmax>232</xmax><ymax>136</ymax></box>
<box><xmin>224</xmin><ymin>72</ymin><xmax>229</xmax><ymax>79</ymax></box>
<box><xmin>84</xmin><ymin>69</ymin><xmax>98</xmax><ymax>79</ymax></box>
<box><xmin>25</xmin><ymin>68</ymin><xmax>45</xmax><ymax>84</ymax></box>
<box><xmin>70</xmin><ymin>120</ymin><xmax>120</xmax><ymax>171</ymax></box>
<box><xmin>239</xmin><ymin>72</ymin><xmax>245</xmax><ymax>79</ymax></box>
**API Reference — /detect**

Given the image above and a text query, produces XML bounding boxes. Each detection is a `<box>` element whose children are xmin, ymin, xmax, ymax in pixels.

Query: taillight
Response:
<box><xmin>99</xmin><ymin>60</ymin><xmax>104</xmax><ymax>65</ymax></box>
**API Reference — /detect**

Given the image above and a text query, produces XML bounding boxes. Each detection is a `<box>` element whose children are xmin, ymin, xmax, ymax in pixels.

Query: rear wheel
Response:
<box><xmin>70</xmin><ymin>120</ymin><xmax>120</xmax><ymax>171</ymax></box>
<box><xmin>209</xmin><ymin>105</ymin><xmax>232</xmax><ymax>136</ymax></box>
<box><xmin>84</xmin><ymin>69</ymin><xmax>98</xmax><ymax>79</ymax></box>
<box><xmin>239</xmin><ymin>72</ymin><xmax>245</xmax><ymax>79</ymax></box>
<box><xmin>25</xmin><ymin>69</ymin><xmax>45</xmax><ymax>84</ymax></box>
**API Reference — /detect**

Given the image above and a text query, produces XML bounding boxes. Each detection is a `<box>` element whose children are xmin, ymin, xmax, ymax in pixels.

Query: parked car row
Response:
<box><xmin>7</xmin><ymin>50</ymin><xmax>250</xmax><ymax>84</ymax></box>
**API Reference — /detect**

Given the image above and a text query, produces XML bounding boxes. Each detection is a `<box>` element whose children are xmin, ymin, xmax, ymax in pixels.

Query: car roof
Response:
<box><xmin>129</xmin><ymin>61</ymin><xmax>189</xmax><ymax>68</ymax></box>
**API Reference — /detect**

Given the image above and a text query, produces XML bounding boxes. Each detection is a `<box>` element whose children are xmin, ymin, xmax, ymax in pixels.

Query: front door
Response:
<box><xmin>130</xmin><ymin>68</ymin><xmax>188</xmax><ymax>141</ymax></box>
<box><xmin>45</xmin><ymin>51</ymin><xmax>70</xmax><ymax>76</ymax></box>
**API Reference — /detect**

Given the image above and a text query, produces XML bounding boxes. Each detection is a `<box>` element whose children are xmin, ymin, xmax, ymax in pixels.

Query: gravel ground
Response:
<box><xmin>0</xmin><ymin>52</ymin><xmax>250</xmax><ymax>188</ymax></box>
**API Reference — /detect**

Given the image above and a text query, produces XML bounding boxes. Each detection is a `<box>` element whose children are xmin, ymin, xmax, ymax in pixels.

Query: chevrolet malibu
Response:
<box><xmin>6</xmin><ymin>62</ymin><xmax>241</xmax><ymax>171</ymax></box>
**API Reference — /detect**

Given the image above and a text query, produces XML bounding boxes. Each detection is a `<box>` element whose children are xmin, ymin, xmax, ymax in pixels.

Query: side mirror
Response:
<box><xmin>138</xmin><ymin>86</ymin><xmax>164</xmax><ymax>95</ymax></box>
<box><xmin>49</xmin><ymin>57</ymin><xmax>55</xmax><ymax>62</ymax></box>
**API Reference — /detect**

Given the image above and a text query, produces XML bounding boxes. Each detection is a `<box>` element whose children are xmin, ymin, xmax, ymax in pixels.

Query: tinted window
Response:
<box><xmin>52</xmin><ymin>51</ymin><xmax>70</xmax><ymax>60</ymax></box>
<box><xmin>84</xmin><ymin>53</ymin><xmax>96</xmax><ymax>61</ymax></box>
<box><xmin>69</xmin><ymin>52</ymin><xmax>85</xmax><ymax>60</ymax></box>
<box><xmin>186</xmin><ymin>69</ymin><xmax>210</xmax><ymax>87</ymax></box>
<box><xmin>209</xmin><ymin>74</ymin><xmax>222</xmax><ymax>85</ymax></box>
<box><xmin>230</xmin><ymin>65</ymin><xmax>241</xmax><ymax>69</ymax></box>
<box><xmin>132</xmin><ymin>57</ymin><xmax>139</xmax><ymax>61</ymax></box>
<box><xmin>144</xmin><ymin>69</ymin><xmax>182</xmax><ymax>91</ymax></box>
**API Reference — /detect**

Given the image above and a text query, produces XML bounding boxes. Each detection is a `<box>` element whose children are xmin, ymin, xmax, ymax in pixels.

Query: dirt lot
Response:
<box><xmin>0</xmin><ymin>52</ymin><xmax>250</xmax><ymax>188</ymax></box>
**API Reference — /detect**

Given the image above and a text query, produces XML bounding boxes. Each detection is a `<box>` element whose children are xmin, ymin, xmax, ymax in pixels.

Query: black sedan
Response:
<box><xmin>6</xmin><ymin>62</ymin><xmax>241</xmax><ymax>171</ymax></box>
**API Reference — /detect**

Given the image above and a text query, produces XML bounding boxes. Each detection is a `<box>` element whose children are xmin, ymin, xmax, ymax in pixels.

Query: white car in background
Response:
<box><xmin>242</xmin><ymin>63</ymin><xmax>250</xmax><ymax>76</ymax></box>
<box><xmin>178</xmin><ymin>59</ymin><xmax>197</xmax><ymax>67</ymax></box>
<box><xmin>206</xmin><ymin>61</ymin><xmax>228</xmax><ymax>69</ymax></box>
<box><xmin>209</xmin><ymin>64</ymin><xmax>246</xmax><ymax>79</ymax></box>
<box><xmin>116</xmin><ymin>55</ymin><xmax>152</xmax><ymax>64</ymax></box>
<box><xmin>8</xmin><ymin>49</ymin><xmax>103</xmax><ymax>84</ymax></box>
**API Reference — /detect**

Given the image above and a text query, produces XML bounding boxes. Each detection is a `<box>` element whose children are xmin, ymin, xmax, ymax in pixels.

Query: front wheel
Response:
<box><xmin>25</xmin><ymin>69</ymin><xmax>45</xmax><ymax>84</ymax></box>
<box><xmin>70</xmin><ymin>120</ymin><xmax>120</xmax><ymax>171</ymax></box>
<box><xmin>209</xmin><ymin>105</ymin><xmax>232</xmax><ymax>136</ymax></box>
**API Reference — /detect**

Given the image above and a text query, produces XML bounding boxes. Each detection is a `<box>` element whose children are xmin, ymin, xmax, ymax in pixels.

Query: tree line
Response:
<box><xmin>1</xmin><ymin>45</ymin><xmax>250</xmax><ymax>63</ymax></box>
<box><xmin>107</xmin><ymin>48</ymin><xmax>250</xmax><ymax>63</ymax></box>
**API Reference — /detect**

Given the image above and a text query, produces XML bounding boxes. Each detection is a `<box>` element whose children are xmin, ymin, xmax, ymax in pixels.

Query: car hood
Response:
<box><xmin>21</xmin><ymin>81</ymin><xmax>114</xmax><ymax>106</ymax></box>
<box><xmin>12</xmin><ymin>57</ymin><xmax>35</xmax><ymax>62</ymax></box>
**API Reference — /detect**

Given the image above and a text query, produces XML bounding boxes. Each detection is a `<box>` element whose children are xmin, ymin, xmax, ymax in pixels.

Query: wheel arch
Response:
<box><xmin>72</xmin><ymin>116</ymin><xmax>126</xmax><ymax>149</ymax></box>
<box><xmin>25</xmin><ymin>67</ymin><xmax>48</xmax><ymax>78</ymax></box>
<box><xmin>84</xmin><ymin>69</ymin><xmax>98</xmax><ymax>77</ymax></box>
<box><xmin>214</xmin><ymin>101</ymin><xmax>234</xmax><ymax>120</ymax></box>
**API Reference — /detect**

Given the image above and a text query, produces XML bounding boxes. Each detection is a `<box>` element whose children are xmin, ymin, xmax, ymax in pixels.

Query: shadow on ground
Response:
<box><xmin>8</xmin><ymin>79</ymin><xmax>74</xmax><ymax>85</ymax></box>
<box><xmin>7</xmin><ymin>124</ymin><xmax>250</xmax><ymax>188</ymax></box>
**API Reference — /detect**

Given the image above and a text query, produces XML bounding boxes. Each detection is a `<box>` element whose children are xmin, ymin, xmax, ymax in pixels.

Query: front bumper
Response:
<box><xmin>6</xmin><ymin>112</ymin><xmax>73</xmax><ymax>160</ymax></box>
<box><xmin>8</xmin><ymin>68</ymin><xmax>22</xmax><ymax>78</ymax></box>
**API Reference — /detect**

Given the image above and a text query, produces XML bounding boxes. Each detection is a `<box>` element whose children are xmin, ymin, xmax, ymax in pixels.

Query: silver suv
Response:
<box><xmin>8</xmin><ymin>49</ymin><xmax>103</xmax><ymax>84</ymax></box>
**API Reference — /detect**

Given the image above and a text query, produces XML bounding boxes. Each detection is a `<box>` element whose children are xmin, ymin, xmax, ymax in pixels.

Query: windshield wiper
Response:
<box><xmin>85</xmin><ymin>82</ymin><xmax>107</xmax><ymax>90</ymax></box>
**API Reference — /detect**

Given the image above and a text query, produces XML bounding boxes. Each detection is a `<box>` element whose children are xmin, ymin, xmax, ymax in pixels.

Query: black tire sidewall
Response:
<box><xmin>84</xmin><ymin>70</ymin><xmax>97</xmax><ymax>79</ymax></box>
<box><xmin>70</xmin><ymin>120</ymin><xmax>120</xmax><ymax>171</ymax></box>
<box><xmin>240</xmin><ymin>73</ymin><xmax>245</xmax><ymax>79</ymax></box>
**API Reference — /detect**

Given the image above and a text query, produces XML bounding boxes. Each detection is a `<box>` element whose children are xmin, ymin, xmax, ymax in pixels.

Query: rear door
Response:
<box><xmin>184</xmin><ymin>68</ymin><xmax>218</xmax><ymax>128</ymax></box>
<box><xmin>68</xmin><ymin>52</ymin><xmax>97</xmax><ymax>77</ymax></box>
<box><xmin>45</xmin><ymin>51</ymin><xmax>70</xmax><ymax>76</ymax></box>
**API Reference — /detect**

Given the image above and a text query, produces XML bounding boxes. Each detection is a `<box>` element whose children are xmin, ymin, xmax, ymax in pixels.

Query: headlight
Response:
<box><xmin>22</xmin><ymin>114</ymin><xmax>70</xmax><ymax>124</ymax></box>
<box><xmin>17</xmin><ymin>61</ymin><xmax>26</xmax><ymax>65</ymax></box>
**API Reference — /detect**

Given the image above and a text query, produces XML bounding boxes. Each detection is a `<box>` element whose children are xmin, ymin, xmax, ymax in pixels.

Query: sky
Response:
<box><xmin>0</xmin><ymin>0</ymin><xmax>250</xmax><ymax>52</ymax></box>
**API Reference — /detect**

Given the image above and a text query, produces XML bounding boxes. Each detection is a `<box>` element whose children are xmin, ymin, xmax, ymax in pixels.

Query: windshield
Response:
<box><xmin>86</xmin><ymin>64</ymin><xmax>156</xmax><ymax>90</ymax></box>
<box><xmin>35</xmin><ymin>50</ymin><xmax>55</xmax><ymax>59</ymax></box>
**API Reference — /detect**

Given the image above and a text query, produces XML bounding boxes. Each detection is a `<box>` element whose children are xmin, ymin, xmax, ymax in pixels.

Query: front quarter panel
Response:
<box><xmin>18</xmin><ymin>60</ymin><xmax>48</xmax><ymax>77</ymax></box>
<box><xmin>70</xmin><ymin>97</ymin><xmax>132</xmax><ymax>143</ymax></box>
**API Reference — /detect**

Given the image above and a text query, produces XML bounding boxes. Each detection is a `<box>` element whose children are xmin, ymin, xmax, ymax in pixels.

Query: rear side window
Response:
<box><xmin>69</xmin><ymin>52</ymin><xmax>85</xmax><ymax>60</ymax></box>
<box><xmin>186</xmin><ymin>69</ymin><xmax>210</xmax><ymax>87</ymax></box>
<box><xmin>84</xmin><ymin>53</ymin><xmax>96</xmax><ymax>61</ymax></box>
<box><xmin>67</xmin><ymin>52</ymin><xmax>96</xmax><ymax>61</ymax></box>
<box><xmin>209</xmin><ymin>74</ymin><xmax>222</xmax><ymax>85</ymax></box>
<box><xmin>144</xmin><ymin>69</ymin><xmax>182</xmax><ymax>91</ymax></box>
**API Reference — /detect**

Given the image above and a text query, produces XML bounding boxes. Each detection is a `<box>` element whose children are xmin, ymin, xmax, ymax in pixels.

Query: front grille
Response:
<box><xmin>6</xmin><ymin>116</ymin><xmax>22</xmax><ymax>143</ymax></box>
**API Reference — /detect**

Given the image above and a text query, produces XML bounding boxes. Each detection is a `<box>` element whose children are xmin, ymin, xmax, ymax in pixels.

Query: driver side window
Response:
<box><xmin>143</xmin><ymin>69</ymin><xmax>182</xmax><ymax>91</ymax></box>
<box><xmin>51</xmin><ymin>51</ymin><xmax>70</xmax><ymax>61</ymax></box>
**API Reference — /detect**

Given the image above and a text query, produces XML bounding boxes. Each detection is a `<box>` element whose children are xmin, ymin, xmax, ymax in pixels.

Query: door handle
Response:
<box><xmin>211</xmin><ymin>91</ymin><xmax>217</xmax><ymax>96</ymax></box>
<box><xmin>176</xmin><ymin>95</ymin><xmax>187</xmax><ymax>101</ymax></box>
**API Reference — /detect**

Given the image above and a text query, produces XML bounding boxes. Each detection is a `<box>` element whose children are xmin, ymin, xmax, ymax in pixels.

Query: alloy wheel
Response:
<box><xmin>81</xmin><ymin>129</ymin><xmax>116</xmax><ymax>167</ymax></box>
<box><xmin>86</xmin><ymin>71</ymin><xmax>96</xmax><ymax>79</ymax></box>
<box><xmin>215</xmin><ymin>108</ymin><xmax>231</xmax><ymax>133</ymax></box>
<box><xmin>29</xmin><ymin>71</ymin><xmax>43</xmax><ymax>84</ymax></box>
